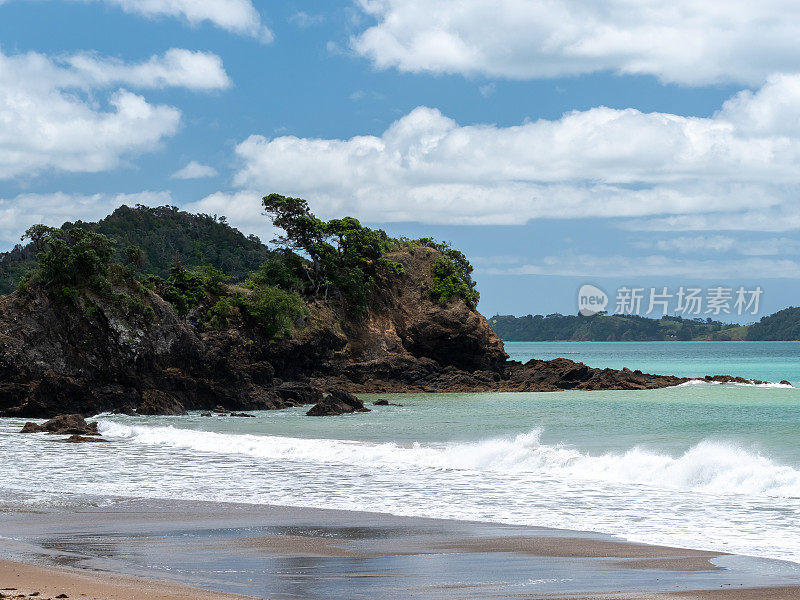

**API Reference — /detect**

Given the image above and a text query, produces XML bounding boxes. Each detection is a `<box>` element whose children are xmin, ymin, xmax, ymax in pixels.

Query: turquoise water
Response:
<box><xmin>1</xmin><ymin>342</ymin><xmax>800</xmax><ymax>563</ymax></box>
<box><xmin>505</xmin><ymin>340</ymin><xmax>800</xmax><ymax>384</ymax></box>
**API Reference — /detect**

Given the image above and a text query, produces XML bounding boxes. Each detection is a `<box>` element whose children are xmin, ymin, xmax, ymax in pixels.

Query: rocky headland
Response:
<box><xmin>0</xmin><ymin>199</ymin><xmax>774</xmax><ymax>419</ymax></box>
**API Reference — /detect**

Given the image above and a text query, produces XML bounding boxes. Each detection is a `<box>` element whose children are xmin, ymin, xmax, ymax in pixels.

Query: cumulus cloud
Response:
<box><xmin>0</xmin><ymin>48</ymin><xmax>231</xmax><ymax>179</ymax></box>
<box><xmin>182</xmin><ymin>191</ymin><xmax>280</xmax><ymax>242</ymax></box>
<box><xmin>353</xmin><ymin>0</ymin><xmax>800</xmax><ymax>85</ymax></box>
<box><xmin>86</xmin><ymin>0</ymin><xmax>272</xmax><ymax>41</ymax></box>
<box><xmin>171</xmin><ymin>161</ymin><xmax>219</xmax><ymax>179</ymax></box>
<box><xmin>224</xmin><ymin>75</ymin><xmax>800</xmax><ymax>228</ymax></box>
<box><xmin>0</xmin><ymin>191</ymin><xmax>171</xmax><ymax>245</ymax></box>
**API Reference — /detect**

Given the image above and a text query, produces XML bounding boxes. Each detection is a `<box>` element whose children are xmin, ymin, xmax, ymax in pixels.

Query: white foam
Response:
<box><xmin>679</xmin><ymin>378</ymin><xmax>794</xmax><ymax>388</ymax></box>
<box><xmin>98</xmin><ymin>421</ymin><xmax>800</xmax><ymax>498</ymax></box>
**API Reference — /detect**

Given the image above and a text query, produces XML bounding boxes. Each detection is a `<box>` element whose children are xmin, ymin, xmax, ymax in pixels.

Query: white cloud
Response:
<box><xmin>353</xmin><ymin>0</ymin><xmax>800</xmax><ymax>85</ymax></box>
<box><xmin>622</xmin><ymin>207</ymin><xmax>800</xmax><ymax>233</ymax></box>
<box><xmin>87</xmin><ymin>0</ymin><xmax>272</xmax><ymax>41</ymax></box>
<box><xmin>481</xmin><ymin>254</ymin><xmax>800</xmax><ymax>280</ymax></box>
<box><xmin>0</xmin><ymin>191</ymin><xmax>171</xmax><ymax>245</ymax></box>
<box><xmin>650</xmin><ymin>236</ymin><xmax>738</xmax><ymax>254</ymax></box>
<box><xmin>640</xmin><ymin>235</ymin><xmax>800</xmax><ymax>256</ymax></box>
<box><xmin>182</xmin><ymin>191</ymin><xmax>280</xmax><ymax>242</ymax></box>
<box><xmin>478</xmin><ymin>83</ymin><xmax>495</xmax><ymax>98</ymax></box>
<box><xmin>635</xmin><ymin>235</ymin><xmax>800</xmax><ymax>256</ymax></box>
<box><xmin>0</xmin><ymin>47</ymin><xmax>232</xmax><ymax>179</ymax></box>
<box><xmin>227</xmin><ymin>75</ymin><xmax>800</xmax><ymax>228</ymax></box>
<box><xmin>171</xmin><ymin>161</ymin><xmax>219</xmax><ymax>179</ymax></box>
<box><xmin>64</xmin><ymin>49</ymin><xmax>231</xmax><ymax>90</ymax></box>
<box><xmin>289</xmin><ymin>11</ymin><xmax>324</xmax><ymax>28</ymax></box>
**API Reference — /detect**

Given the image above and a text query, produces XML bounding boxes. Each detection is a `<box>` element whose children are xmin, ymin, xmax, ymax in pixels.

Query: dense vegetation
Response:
<box><xmin>17</xmin><ymin>225</ymin><xmax>155</xmax><ymax>322</ymax></box>
<box><xmin>7</xmin><ymin>196</ymin><xmax>481</xmax><ymax>340</ymax></box>
<box><xmin>0</xmin><ymin>205</ymin><xmax>271</xmax><ymax>294</ymax></box>
<box><xmin>260</xmin><ymin>194</ymin><xmax>479</xmax><ymax>313</ymax></box>
<box><xmin>489</xmin><ymin>313</ymin><xmax>750</xmax><ymax>341</ymax></box>
<box><xmin>746</xmin><ymin>307</ymin><xmax>800</xmax><ymax>340</ymax></box>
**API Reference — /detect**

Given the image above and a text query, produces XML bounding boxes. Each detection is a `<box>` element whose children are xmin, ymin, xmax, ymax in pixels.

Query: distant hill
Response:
<box><xmin>489</xmin><ymin>313</ymin><xmax>750</xmax><ymax>342</ymax></box>
<box><xmin>746</xmin><ymin>307</ymin><xmax>800</xmax><ymax>340</ymax></box>
<box><xmin>0</xmin><ymin>205</ymin><xmax>272</xmax><ymax>294</ymax></box>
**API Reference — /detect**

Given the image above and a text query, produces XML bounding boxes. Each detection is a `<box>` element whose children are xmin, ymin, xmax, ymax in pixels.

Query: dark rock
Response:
<box><xmin>200</xmin><ymin>412</ymin><xmax>213</xmax><ymax>417</ymax></box>
<box><xmin>307</xmin><ymin>390</ymin><xmax>370</xmax><ymax>416</ymax></box>
<box><xmin>19</xmin><ymin>414</ymin><xmax>99</xmax><ymax>435</ymax></box>
<box><xmin>373</xmin><ymin>399</ymin><xmax>403</xmax><ymax>406</ymax></box>
<box><xmin>780</xmin><ymin>380</ymin><xmax>792</xmax><ymax>386</ymax></box>
<box><xmin>137</xmin><ymin>390</ymin><xmax>187</xmax><ymax>416</ymax></box>
<box><xmin>704</xmin><ymin>374</ymin><xmax>767</xmax><ymax>385</ymax></box>
<box><xmin>229</xmin><ymin>412</ymin><xmax>256</xmax><ymax>417</ymax></box>
<box><xmin>63</xmin><ymin>434</ymin><xmax>109</xmax><ymax>443</ymax></box>
<box><xmin>274</xmin><ymin>382</ymin><xmax>323</xmax><ymax>405</ymax></box>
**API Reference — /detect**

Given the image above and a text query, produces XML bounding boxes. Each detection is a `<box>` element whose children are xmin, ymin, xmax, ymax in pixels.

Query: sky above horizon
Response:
<box><xmin>1</xmin><ymin>0</ymin><xmax>799</xmax><ymax>322</ymax></box>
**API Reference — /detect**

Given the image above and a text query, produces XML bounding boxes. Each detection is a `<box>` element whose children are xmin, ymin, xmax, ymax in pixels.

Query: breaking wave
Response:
<box><xmin>99</xmin><ymin>422</ymin><xmax>800</xmax><ymax>498</ymax></box>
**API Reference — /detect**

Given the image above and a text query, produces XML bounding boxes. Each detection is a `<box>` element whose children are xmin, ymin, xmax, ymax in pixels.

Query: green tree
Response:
<box><xmin>22</xmin><ymin>226</ymin><xmax>115</xmax><ymax>300</ymax></box>
<box><xmin>262</xmin><ymin>194</ymin><xmax>403</xmax><ymax>313</ymax></box>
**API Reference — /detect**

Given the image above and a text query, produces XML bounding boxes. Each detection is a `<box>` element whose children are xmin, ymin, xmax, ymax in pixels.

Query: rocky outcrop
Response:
<box><xmin>307</xmin><ymin>390</ymin><xmax>370</xmax><ymax>416</ymax></box>
<box><xmin>0</xmin><ymin>246</ymin><xmax>758</xmax><ymax>419</ymax></box>
<box><xmin>20</xmin><ymin>414</ymin><xmax>99</xmax><ymax>435</ymax></box>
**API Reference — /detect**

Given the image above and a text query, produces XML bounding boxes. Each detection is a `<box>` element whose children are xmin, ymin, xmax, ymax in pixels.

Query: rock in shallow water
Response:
<box><xmin>62</xmin><ymin>434</ymin><xmax>109</xmax><ymax>443</ymax></box>
<box><xmin>19</xmin><ymin>414</ymin><xmax>99</xmax><ymax>435</ymax></box>
<box><xmin>306</xmin><ymin>390</ymin><xmax>370</xmax><ymax>416</ymax></box>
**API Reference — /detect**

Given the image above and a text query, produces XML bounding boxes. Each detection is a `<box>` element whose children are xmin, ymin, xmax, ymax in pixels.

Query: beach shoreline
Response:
<box><xmin>2</xmin><ymin>497</ymin><xmax>800</xmax><ymax>600</ymax></box>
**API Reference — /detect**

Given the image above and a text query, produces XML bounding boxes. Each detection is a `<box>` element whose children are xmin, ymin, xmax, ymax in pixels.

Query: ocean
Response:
<box><xmin>2</xmin><ymin>341</ymin><xmax>799</xmax><ymax>564</ymax></box>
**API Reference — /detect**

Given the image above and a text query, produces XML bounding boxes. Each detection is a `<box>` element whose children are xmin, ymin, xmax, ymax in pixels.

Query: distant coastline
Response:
<box><xmin>490</xmin><ymin>308</ymin><xmax>800</xmax><ymax>342</ymax></box>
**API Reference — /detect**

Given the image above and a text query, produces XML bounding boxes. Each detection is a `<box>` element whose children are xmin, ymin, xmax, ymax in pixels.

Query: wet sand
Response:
<box><xmin>2</xmin><ymin>498</ymin><xmax>800</xmax><ymax>599</ymax></box>
<box><xmin>0</xmin><ymin>559</ymin><xmax>252</xmax><ymax>600</ymax></box>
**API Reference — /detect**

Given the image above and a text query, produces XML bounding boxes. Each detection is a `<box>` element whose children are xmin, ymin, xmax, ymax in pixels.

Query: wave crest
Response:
<box><xmin>98</xmin><ymin>421</ymin><xmax>800</xmax><ymax>498</ymax></box>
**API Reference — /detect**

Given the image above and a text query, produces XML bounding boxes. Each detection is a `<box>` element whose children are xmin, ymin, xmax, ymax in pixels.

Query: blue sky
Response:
<box><xmin>1</xmin><ymin>0</ymin><xmax>799</xmax><ymax>321</ymax></box>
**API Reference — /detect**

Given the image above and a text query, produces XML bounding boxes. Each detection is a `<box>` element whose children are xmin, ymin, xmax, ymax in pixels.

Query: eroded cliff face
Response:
<box><xmin>329</xmin><ymin>247</ymin><xmax>507</xmax><ymax>371</ymax></box>
<box><xmin>0</xmin><ymin>247</ymin><xmax>686</xmax><ymax>418</ymax></box>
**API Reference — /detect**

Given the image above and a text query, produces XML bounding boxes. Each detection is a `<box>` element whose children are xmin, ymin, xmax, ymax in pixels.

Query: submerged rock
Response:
<box><xmin>306</xmin><ymin>390</ymin><xmax>370</xmax><ymax>416</ymax></box>
<box><xmin>373</xmin><ymin>399</ymin><xmax>403</xmax><ymax>406</ymax></box>
<box><xmin>63</xmin><ymin>434</ymin><xmax>109</xmax><ymax>443</ymax></box>
<box><xmin>229</xmin><ymin>412</ymin><xmax>256</xmax><ymax>417</ymax></box>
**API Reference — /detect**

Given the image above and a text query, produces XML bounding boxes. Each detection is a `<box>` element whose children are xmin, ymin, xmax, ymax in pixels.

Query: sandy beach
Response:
<box><xmin>2</xmin><ymin>498</ymin><xmax>800</xmax><ymax>600</ymax></box>
<box><xmin>0</xmin><ymin>559</ymin><xmax>252</xmax><ymax>600</ymax></box>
